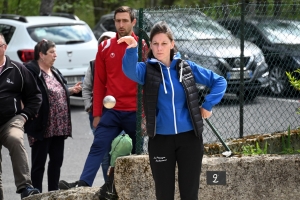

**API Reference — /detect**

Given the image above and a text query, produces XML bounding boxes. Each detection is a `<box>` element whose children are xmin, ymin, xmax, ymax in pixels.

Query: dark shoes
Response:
<box><xmin>20</xmin><ymin>185</ymin><xmax>40</xmax><ymax>199</ymax></box>
<box><xmin>58</xmin><ymin>180</ymin><xmax>89</xmax><ymax>190</ymax></box>
<box><xmin>98</xmin><ymin>167</ymin><xmax>118</xmax><ymax>200</ymax></box>
<box><xmin>98</xmin><ymin>182</ymin><xmax>118</xmax><ymax>200</ymax></box>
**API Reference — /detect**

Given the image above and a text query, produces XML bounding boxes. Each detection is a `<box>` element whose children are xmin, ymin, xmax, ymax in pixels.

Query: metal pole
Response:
<box><xmin>239</xmin><ymin>0</ymin><xmax>245</xmax><ymax>138</ymax></box>
<box><xmin>136</xmin><ymin>8</ymin><xmax>144</xmax><ymax>154</ymax></box>
<box><xmin>205</xmin><ymin>119</ymin><xmax>231</xmax><ymax>152</ymax></box>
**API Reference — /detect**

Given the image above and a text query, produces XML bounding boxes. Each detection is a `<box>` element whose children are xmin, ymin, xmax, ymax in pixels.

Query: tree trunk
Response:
<box><xmin>161</xmin><ymin>0</ymin><xmax>176</xmax><ymax>7</ymax></box>
<box><xmin>92</xmin><ymin>0</ymin><xmax>105</xmax><ymax>26</ymax></box>
<box><xmin>39</xmin><ymin>0</ymin><xmax>55</xmax><ymax>15</ymax></box>
<box><xmin>273</xmin><ymin>0</ymin><xmax>282</xmax><ymax>17</ymax></box>
<box><xmin>292</xmin><ymin>0</ymin><xmax>298</xmax><ymax>17</ymax></box>
<box><xmin>199</xmin><ymin>0</ymin><xmax>208</xmax><ymax>6</ymax></box>
<box><xmin>2</xmin><ymin>0</ymin><xmax>8</xmax><ymax>14</ymax></box>
<box><xmin>145</xmin><ymin>0</ymin><xmax>157</xmax><ymax>7</ymax></box>
<box><xmin>92</xmin><ymin>1</ymin><xmax>120</xmax><ymax>26</ymax></box>
<box><xmin>245</xmin><ymin>0</ymin><xmax>256</xmax><ymax>17</ymax></box>
<box><xmin>221</xmin><ymin>0</ymin><xmax>230</xmax><ymax>19</ymax></box>
<box><xmin>257</xmin><ymin>0</ymin><xmax>268</xmax><ymax>16</ymax></box>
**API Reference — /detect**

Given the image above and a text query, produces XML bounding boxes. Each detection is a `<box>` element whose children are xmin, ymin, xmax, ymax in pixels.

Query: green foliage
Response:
<box><xmin>286</xmin><ymin>69</ymin><xmax>300</xmax><ymax>91</ymax></box>
<box><xmin>281</xmin><ymin>126</ymin><xmax>300</xmax><ymax>154</ymax></box>
<box><xmin>2</xmin><ymin>1</ymin><xmax>300</xmax><ymax>33</ymax></box>
<box><xmin>242</xmin><ymin>141</ymin><xmax>268</xmax><ymax>155</ymax></box>
<box><xmin>2</xmin><ymin>0</ymin><xmax>40</xmax><ymax>15</ymax></box>
<box><xmin>286</xmin><ymin>69</ymin><xmax>300</xmax><ymax>115</ymax></box>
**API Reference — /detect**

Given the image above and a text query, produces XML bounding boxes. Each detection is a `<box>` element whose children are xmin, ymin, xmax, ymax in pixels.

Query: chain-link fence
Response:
<box><xmin>135</xmin><ymin>2</ymin><xmax>300</xmax><ymax>154</ymax></box>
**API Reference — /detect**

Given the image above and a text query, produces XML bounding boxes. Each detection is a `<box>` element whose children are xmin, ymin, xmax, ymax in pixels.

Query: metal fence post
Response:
<box><xmin>239</xmin><ymin>0</ymin><xmax>245</xmax><ymax>138</ymax></box>
<box><xmin>136</xmin><ymin>8</ymin><xmax>144</xmax><ymax>154</ymax></box>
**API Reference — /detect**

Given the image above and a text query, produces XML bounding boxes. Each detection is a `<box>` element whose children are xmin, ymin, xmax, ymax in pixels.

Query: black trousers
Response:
<box><xmin>148</xmin><ymin>130</ymin><xmax>204</xmax><ymax>200</ymax></box>
<box><xmin>31</xmin><ymin>136</ymin><xmax>65</xmax><ymax>192</ymax></box>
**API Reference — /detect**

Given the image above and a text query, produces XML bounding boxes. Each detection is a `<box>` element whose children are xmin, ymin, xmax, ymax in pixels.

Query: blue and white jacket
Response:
<box><xmin>122</xmin><ymin>47</ymin><xmax>227</xmax><ymax>135</ymax></box>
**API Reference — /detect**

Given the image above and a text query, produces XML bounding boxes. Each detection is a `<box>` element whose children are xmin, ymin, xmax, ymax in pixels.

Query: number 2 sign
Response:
<box><xmin>206</xmin><ymin>171</ymin><xmax>226</xmax><ymax>185</ymax></box>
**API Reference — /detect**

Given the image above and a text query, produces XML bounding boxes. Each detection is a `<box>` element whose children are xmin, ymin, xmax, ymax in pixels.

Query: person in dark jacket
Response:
<box><xmin>24</xmin><ymin>39</ymin><xmax>82</xmax><ymax>193</ymax></box>
<box><xmin>118</xmin><ymin>21</ymin><xmax>227</xmax><ymax>200</ymax></box>
<box><xmin>0</xmin><ymin>33</ymin><xmax>41</xmax><ymax>199</ymax></box>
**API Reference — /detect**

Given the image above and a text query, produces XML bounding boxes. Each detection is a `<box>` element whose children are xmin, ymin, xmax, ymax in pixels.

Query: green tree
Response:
<box><xmin>2</xmin><ymin>0</ymin><xmax>8</xmax><ymax>14</ymax></box>
<box><xmin>1</xmin><ymin>0</ymin><xmax>300</xmax><ymax>29</ymax></box>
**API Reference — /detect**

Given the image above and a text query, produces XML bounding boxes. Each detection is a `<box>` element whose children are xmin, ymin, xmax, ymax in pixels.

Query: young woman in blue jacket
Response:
<box><xmin>118</xmin><ymin>21</ymin><xmax>227</xmax><ymax>200</ymax></box>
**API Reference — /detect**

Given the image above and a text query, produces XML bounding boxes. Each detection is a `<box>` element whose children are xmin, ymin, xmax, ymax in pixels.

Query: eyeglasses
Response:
<box><xmin>0</xmin><ymin>44</ymin><xmax>6</xmax><ymax>47</ymax></box>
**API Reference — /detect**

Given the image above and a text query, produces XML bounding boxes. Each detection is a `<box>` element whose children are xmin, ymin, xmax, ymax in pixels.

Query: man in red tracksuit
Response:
<box><xmin>59</xmin><ymin>6</ymin><xmax>147</xmax><ymax>188</ymax></box>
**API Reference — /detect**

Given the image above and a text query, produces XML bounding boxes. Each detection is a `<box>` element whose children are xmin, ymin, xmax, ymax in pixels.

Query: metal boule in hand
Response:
<box><xmin>103</xmin><ymin>95</ymin><xmax>116</xmax><ymax>109</ymax></box>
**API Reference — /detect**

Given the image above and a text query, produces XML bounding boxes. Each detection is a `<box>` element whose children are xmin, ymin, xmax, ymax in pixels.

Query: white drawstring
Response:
<box><xmin>179</xmin><ymin>61</ymin><xmax>183</xmax><ymax>82</ymax></box>
<box><xmin>159</xmin><ymin>63</ymin><xmax>167</xmax><ymax>94</ymax></box>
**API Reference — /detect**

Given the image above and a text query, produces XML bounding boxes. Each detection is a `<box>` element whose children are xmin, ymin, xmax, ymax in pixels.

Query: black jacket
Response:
<box><xmin>143</xmin><ymin>59</ymin><xmax>203</xmax><ymax>140</ymax></box>
<box><xmin>24</xmin><ymin>60</ymin><xmax>72</xmax><ymax>140</ymax></box>
<box><xmin>0</xmin><ymin>56</ymin><xmax>42</xmax><ymax>126</ymax></box>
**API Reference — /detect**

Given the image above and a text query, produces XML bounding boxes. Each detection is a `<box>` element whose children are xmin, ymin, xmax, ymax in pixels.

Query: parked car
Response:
<box><xmin>93</xmin><ymin>12</ymin><xmax>116</xmax><ymax>39</ymax></box>
<box><xmin>93</xmin><ymin>11</ymin><xmax>139</xmax><ymax>39</ymax></box>
<box><xmin>218</xmin><ymin>17</ymin><xmax>300</xmax><ymax>96</ymax></box>
<box><xmin>0</xmin><ymin>14</ymin><xmax>98</xmax><ymax>105</ymax></box>
<box><xmin>94</xmin><ymin>10</ymin><xmax>269</xmax><ymax>101</ymax></box>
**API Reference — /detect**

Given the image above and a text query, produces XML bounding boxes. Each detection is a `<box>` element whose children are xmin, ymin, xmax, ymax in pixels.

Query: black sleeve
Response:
<box><xmin>20</xmin><ymin>65</ymin><xmax>42</xmax><ymax>120</ymax></box>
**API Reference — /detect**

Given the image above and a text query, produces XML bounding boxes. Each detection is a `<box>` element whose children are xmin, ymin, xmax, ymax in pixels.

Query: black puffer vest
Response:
<box><xmin>143</xmin><ymin>59</ymin><xmax>203</xmax><ymax>141</ymax></box>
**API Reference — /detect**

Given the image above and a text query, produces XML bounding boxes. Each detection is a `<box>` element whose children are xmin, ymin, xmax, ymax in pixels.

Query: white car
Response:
<box><xmin>0</xmin><ymin>14</ymin><xmax>98</xmax><ymax>106</ymax></box>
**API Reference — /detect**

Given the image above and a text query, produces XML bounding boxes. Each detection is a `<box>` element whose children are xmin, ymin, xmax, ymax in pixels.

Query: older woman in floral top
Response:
<box><xmin>24</xmin><ymin>39</ymin><xmax>82</xmax><ymax>192</ymax></box>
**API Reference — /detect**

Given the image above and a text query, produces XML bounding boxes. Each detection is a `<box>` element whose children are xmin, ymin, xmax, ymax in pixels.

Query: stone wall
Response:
<box><xmin>23</xmin><ymin>187</ymin><xmax>100</xmax><ymax>200</ymax></box>
<box><xmin>25</xmin><ymin>154</ymin><xmax>300</xmax><ymax>200</ymax></box>
<box><xmin>114</xmin><ymin>154</ymin><xmax>300</xmax><ymax>200</ymax></box>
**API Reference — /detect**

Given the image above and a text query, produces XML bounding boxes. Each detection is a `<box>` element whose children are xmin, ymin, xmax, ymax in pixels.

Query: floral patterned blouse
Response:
<box><xmin>28</xmin><ymin>71</ymin><xmax>71</xmax><ymax>146</ymax></box>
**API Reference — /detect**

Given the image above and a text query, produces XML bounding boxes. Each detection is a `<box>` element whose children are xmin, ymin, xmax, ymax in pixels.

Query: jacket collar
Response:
<box><xmin>26</xmin><ymin>60</ymin><xmax>56</xmax><ymax>77</ymax></box>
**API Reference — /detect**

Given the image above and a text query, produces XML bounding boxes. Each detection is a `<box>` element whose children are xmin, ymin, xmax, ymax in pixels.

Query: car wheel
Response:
<box><xmin>268</xmin><ymin>66</ymin><xmax>288</xmax><ymax>95</ymax></box>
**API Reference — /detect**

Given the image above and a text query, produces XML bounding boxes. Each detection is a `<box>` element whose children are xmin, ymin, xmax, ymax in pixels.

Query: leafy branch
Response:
<box><xmin>286</xmin><ymin>69</ymin><xmax>300</xmax><ymax>91</ymax></box>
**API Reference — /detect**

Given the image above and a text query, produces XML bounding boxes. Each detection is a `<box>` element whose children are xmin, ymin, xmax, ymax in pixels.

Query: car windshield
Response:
<box><xmin>256</xmin><ymin>20</ymin><xmax>300</xmax><ymax>44</ymax></box>
<box><xmin>146</xmin><ymin>12</ymin><xmax>233</xmax><ymax>40</ymax></box>
<box><xmin>27</xmin><ymin>24</ymin><xmax>94</xmax><ymax>44</ymax></box>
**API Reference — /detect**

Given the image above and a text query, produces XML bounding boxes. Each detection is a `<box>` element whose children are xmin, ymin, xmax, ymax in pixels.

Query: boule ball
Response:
<box><xmin>103</xmin><ymin>95</ymin><xmax>116</xmax><ymax>109</ymax></box>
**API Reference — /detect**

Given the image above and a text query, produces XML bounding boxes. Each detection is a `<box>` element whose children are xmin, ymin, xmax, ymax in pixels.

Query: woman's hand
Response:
<box><xmin>200</xmin><ymin>107</ymin><xmax>212</xmax><ymax>119</ymax></box>
<box><xmin>69</xmin><ymin>81</ymin><xmax>82</xmax><ymax>95</ymax></box>
<box><xmin>117</xmin><ymin>36</ymin><xmax>137</xmax><ymax>49</ymax></box>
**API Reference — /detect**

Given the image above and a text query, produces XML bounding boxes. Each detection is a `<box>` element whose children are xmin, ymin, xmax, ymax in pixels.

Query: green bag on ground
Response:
<box><xmin>109</xmin><ymin>133</ymin><xmax>132</xmax><ymax>167</ymax></box>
